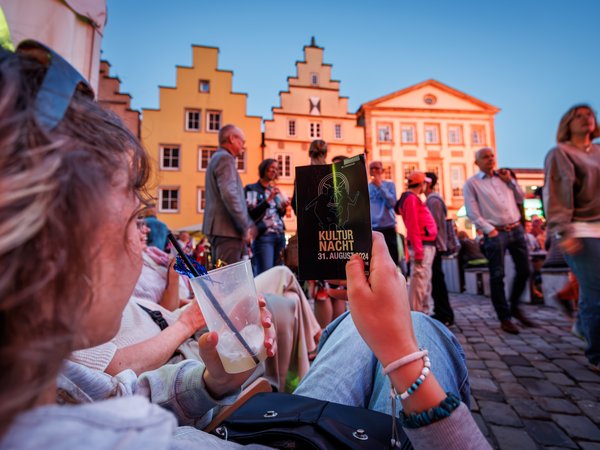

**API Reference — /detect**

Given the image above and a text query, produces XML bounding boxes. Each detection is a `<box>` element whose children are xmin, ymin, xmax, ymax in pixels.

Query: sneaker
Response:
<box><xmin>511</xmin><ymin>308</ymin><xmax>537</xmax><ymax>327</ymax></box>
<box><xmin>501</xmin><ymin>319</ymin><xmax>520</xmax><ymax>334</ymax></box>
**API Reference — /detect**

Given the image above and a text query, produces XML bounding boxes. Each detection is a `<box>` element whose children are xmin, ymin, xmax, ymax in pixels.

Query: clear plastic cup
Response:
<box><xmin>189</xmin><ymin>259</ymin><xmax>267</xmax><ymax>374</ymax></box>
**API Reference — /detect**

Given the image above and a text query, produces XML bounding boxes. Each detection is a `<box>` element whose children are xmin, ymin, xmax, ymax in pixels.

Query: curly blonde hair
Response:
<box><xmin>0</xmin><ymin>48</ymin><xmax>150</xmax><ymax>433</ymax></box>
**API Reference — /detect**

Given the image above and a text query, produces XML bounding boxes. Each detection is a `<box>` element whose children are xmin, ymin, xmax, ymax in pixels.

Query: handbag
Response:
<box><xmin>211</xmin><ymin>392</ymin><xmax>412</xmax><ymax>450</ymax></box>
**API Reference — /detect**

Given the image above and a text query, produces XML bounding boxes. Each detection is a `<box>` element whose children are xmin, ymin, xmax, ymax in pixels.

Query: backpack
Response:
<box><xmin>426</xmin><ymin>194</ymin><xmax>459</xmax><ymax>256</ymax></box>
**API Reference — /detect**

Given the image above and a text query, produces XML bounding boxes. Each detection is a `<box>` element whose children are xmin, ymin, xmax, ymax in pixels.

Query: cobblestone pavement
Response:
<box><xmin>449</xmin><ymin>292</ymin><xmax>600</xmax><ymax>449</ymax></box>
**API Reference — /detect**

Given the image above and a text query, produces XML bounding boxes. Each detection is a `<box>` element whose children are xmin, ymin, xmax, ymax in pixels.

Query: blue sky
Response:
<box><xmin>102</xmin><ymin>0</ymin><xmax>599</xmax><ymax>168</ymax></box>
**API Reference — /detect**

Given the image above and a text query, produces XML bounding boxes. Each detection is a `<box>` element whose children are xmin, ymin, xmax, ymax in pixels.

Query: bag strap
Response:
<box><xmin>137</xmin><ymin>303</ymin><xmax>169</xmax><ymax>330</ymax></box>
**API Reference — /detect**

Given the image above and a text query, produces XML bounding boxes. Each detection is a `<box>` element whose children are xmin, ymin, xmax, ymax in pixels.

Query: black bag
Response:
<box><xmin>212</xmin><ymin>392</ymin><xmax>412</xmax><ymax>450</ymax></box>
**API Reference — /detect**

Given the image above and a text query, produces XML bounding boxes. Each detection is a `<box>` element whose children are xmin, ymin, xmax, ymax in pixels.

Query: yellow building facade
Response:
<box><xmin>142</xmin><ymin>45</ymin><xmax>262</xmax><ymax>230</ymax></box>
<box><xmin>357</xmin><ymin>79</ymin><xmax>500</xmax><ymax>219</ymax></box>
<box><xmin>263</xmin><ymin>39</ymin><xmax>365</xmax><ymax>233</ymax></box>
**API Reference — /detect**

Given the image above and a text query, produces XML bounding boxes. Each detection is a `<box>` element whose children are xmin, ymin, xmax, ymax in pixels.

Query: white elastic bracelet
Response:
<box><xmin>382</xmin><ymin>349</ymin><xmax>428</xmax><ymax>375</ymax></box>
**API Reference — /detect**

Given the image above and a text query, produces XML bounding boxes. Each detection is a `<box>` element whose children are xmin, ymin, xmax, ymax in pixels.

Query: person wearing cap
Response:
<box><xmin>425</xmin><ymin>172</ymin><xmax>455</xmax><ymax>326</ymax></box>
<box><xmin>395</xmin><ymin>171</ymin><xmax>438</xmax><ymax>313</ymax></box>
<box><xmin>463</xmin><ymin>147</ymin><xmax>535</xmax><ymax>334</ymax></box>
<box><xmin>368</xmin><ymin>161</ymin><xmax>399</xmax><ymax>265</ymax></box>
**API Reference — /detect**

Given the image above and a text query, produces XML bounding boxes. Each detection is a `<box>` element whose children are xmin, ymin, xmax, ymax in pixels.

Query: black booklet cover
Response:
<box><xmin>295</xmin><ymin>154</ymin><xmax>372</xmax><ymax>280</ymax></box>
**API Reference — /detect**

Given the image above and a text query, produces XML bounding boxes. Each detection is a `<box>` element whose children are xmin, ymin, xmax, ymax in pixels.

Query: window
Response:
<box><xmin>160</xmin><ymin>145</ymin><xmax>180</xmax><ymax>170</ymax></box>
<box><xmin>310</xmin><ymin>72</ymin><xmax>319</xmax><ymax>86</ymax></box>
<box><xmin>377</xmin><ymin>124</ymin><xmax>392</xmax><ymax>142</ymax></box>
<box><xmin>424</xmin><ymin>124</ymin><xmax>440</xmax><ymax>144</ymax></box>
<box><xmin>401</xmin><ymin>124</ymin><xmax>416</xmax><ymax>144</ymax></box>
<box><xmin>198</xmin><ymin>146</ymin><xmax>244</xmax><ymax>172</ymax></box>
<box><xmin>403</xmin><ymin>163</ymin><xmax>419</xmax><ymax>180</ymax></box>
<box><xmin>382</xmin><ymin>165</ymin><xmax>393</xmax><ymax>180</ymax></box>
<box><xmin>198</xmin><ymin>147</ymin><xmax>217</xmax><ymax>170</ymax></box>
<box><xmin>448</xmin><ymin>125</ymin><xmax>463</xmax><ymax>145</ymax></box>
<box><xmin>450</xmin><ymin>165</ymin><xmax>466</xmax><ymax>197</ymax></box>
<box><xmin>199</xmin><ymin>80</ymin><xmax>210</xmax><ymax>93</ymax></box>
<box><xmin>309</xmin><ymin>122</ymin><xmax>321</xmax><ymax>139</ymax></box>
<box><xmin>185</xmin><ymin>109</ymin><xmax>201</xmax><ymax>131</ymax></box>
<box><xmin>471</xmin><ymin>125</ymin><xmax>486</xmax><ymax>146</ymax></box>
<box><xmin>235</xmin><ymin>153</ymin><xmax>246</xmax><ymax>172</ymax></box>
<box><xmin>159</xmin><ymin>188</ymin><xmax>179</xmax><ymax>212</ymax></box>
<box><xmin>206</xmin><ymin>111</ymin><xmax>221</xmax><ymax>132</ymax></box>
<box><xmin>287</xmin><ymin>120</ymin><xmax>297</xmax><ymax>137</ymax></box>
<box><xmin>334</xmin><ymin>124</ymin><xmax>343</xmax><ymax>140</ymax></box>
<box><xmin>276</xmin><ymin>153</ymin><xmax>292</xmax><ymax>178</ymax></box>
<box><xmin>197</xmin><ymin>187</ymin><xmax>206</xmax><ymax>212</ymax></box>
<box><xmin>309</xmin><ymin>97</ymin><xmax>321</xmax><ymax>115</ymax></box>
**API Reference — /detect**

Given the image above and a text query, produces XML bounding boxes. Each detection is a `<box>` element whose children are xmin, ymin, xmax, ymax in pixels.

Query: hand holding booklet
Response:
<box><xmin>295</xmin><ymin>155</ymin><xmax>372</xmax><ymax>280</ymax></box>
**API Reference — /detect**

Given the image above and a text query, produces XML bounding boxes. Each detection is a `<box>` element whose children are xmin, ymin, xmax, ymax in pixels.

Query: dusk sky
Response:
<box><xmin>102</xmin><ymin>0</ymin><xmax>600</xmax><ymax>169</ymax></box>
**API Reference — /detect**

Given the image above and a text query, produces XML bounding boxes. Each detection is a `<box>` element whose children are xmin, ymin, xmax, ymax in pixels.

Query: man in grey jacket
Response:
<box><xmin>203</xmin><ymin>124</ymin><xmax>256</xmax><ymax>264</ymax></box>
<box><xmin>425</xmin><ymin>172</ymin><xmax>455</xmax><ymax>326</ymax></box>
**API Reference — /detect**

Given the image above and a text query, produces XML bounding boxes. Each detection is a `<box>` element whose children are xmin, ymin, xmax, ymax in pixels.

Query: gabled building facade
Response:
<box><xmin>357</xmin><ymin>79</ymin><xmax>500</xmax><ymax>219</ymax></box>
<box><xmin>142</xmin><ymin>45</ymin><xmax>262</xmax><ymax>230</ymax></box>
<box><xmin>263</xmin><ymin>38</ymin><xmax>365</xmax><ymax>232</ymax></box>
<box><xmin>97</xmin><ymin>60</ymin><xmax>140</xmax><ymax>138</ymax></box>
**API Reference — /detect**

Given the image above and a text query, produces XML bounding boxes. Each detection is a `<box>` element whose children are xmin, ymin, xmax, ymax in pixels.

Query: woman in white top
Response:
<box><xmin>543</xmin><ymin>104</ymin><xmax>600</xmax><ymax>371</ymax></box>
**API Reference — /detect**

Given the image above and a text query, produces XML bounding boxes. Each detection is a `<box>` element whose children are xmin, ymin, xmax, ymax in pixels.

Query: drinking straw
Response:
<box><xmin>167</xmin><ymin>233</ymin><xmax>259</xmax><ymax>364</ymax></box>
<box><xmin>167</xmin><ymin>232</ymin><xmax>203</xmax><ymax>276</ymax></box>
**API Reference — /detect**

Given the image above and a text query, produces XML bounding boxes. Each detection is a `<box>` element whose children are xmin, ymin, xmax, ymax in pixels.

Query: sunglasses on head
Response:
<box><xmin>16</xmin><ymin>40</ymin><xmax>95</xmax><ymax>132</ymax></box>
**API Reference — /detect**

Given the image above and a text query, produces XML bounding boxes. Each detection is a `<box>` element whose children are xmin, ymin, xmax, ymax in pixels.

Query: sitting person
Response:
<box><xmin>71</xmin><ymin>218</ymin><xmax>320</xmax><ymax>390</ymax></box>
<box><xmin>457</xmin><ymin>230</ymin><xmax>488</xmax><ymax>292</ymax></box>
<box><xmin>524</xmin><ymin>221</ymin><xmax>544</xmax><ymax>301</ymax></box>
<box><xmin>0</xmin><ymin>43</ymin><xmax>488</xmax><ymax>450</ymax></box>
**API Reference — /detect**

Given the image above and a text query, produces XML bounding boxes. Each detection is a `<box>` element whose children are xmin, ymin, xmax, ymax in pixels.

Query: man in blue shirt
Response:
<box><xmin>368</xmin><ymin>161</ymin><xmax>399</xmax><ymax>265</ymax></box>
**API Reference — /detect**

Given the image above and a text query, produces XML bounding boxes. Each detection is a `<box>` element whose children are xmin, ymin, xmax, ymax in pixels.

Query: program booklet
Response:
<box><xmin>295</xmin><ymin>154</ymin><xmax>372</xmax><ymax>280</ymax></box>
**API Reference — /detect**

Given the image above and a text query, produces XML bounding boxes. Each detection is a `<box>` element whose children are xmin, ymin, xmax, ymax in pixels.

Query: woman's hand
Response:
<box><xmin>346</xmin><ymin>232</ymin><xmax>418</xmax><ymax>366</ymax></box>
<box><xmin>177</xmin><ymin>301</ymin><xmax>206</xmax><ymax>335</ymax></box>
<box><xmin>199</xmin><ymin>295</ymin><xmax>277</xmax><ymax>398</ymax></box>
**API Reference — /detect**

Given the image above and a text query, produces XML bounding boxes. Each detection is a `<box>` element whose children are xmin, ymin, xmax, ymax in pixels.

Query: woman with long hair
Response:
<box><xmin>1</xmin><ymin>42</ymin><xmax>487</xmax><ymax>449</ymax></box>
<box><xmin>0</xmin><ymin>41</ymin><xmax>276</xmax><ymax>446</ymax></box>
<box><xmin>543</xmin><ymin>104</ymin><xmax>600</xmax><ymax>371</ymax></box>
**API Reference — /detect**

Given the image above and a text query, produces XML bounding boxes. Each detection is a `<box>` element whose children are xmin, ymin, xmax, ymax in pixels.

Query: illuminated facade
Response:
<box><xmin>263</xmin><ymin>38</ymin><xmax>365</xmax><ymax>232</ymax></box>
<box><xmin>141</xmin><ymin>46</ymin><xmax>262</xmax><ymax>230</ymax></box>
<box><xmin>97</xmin><ymin>60</ymin><xmax>140</xmax><ymax>138</ymax></box>
<box><xmin>357</xmin><ymin>79</ymin><xmax>500</xmax><ymax>220</ymax></box>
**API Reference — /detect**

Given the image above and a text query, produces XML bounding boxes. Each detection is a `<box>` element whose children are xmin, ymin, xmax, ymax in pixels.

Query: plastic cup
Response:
<box><xmin>189</xmin><ymin>259</ymin><xmax>267</xmax><ymax>374</ymax></box>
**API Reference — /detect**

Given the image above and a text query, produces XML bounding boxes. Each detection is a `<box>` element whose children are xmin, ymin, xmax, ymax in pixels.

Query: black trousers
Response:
<box><xmin>432</xmin><ymin>250</ymin><xmax>454</xmax><ymax>323</ymax></box>
<box><xmin>374</xmin><ymin>226</ymin><xmax>399</xmax><ymax>266</ymax></box>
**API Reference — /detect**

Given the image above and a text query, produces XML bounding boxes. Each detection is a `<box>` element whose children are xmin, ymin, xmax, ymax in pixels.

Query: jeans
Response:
<box><xmin>564</xmin><ymin>238</ymin><xmax>600</xmax><ymax>365</ymax></box>
<box><xmin>294</xmin><ymin>312</ymin><xmax>470</xmax><ymax>414</ymax></box>
<box><xmin>251</xmin><ymin>232</ymin><xmax>286</xmax><ymax>276</ymax></box>
<box><xmin>409</xmin><ymin>245</ymin><xmax>436</xmax><ymax>314</ymax></box>
<box><xmin>432</xmin><ymin>251</ymin><xmax>454</xmax><ymax>323</ymax></box>
<box><xmin>482</xmin><ymin>225</ymin><xmax>530</xmax><ymax>321</ymax></box>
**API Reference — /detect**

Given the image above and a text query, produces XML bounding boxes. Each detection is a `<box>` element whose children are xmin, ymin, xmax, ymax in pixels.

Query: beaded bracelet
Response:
<box><xmin>400</xmin><ymin>392</ymin><xmax>462</xmax><ymax>429</ymax></box>
<box><xmin>391</xmin><ymin>354</ymin><xmax>431</xmax><ymax>400</ymax></box>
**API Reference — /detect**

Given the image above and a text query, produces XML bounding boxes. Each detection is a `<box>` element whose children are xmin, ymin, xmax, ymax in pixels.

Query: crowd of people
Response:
<box><xmin>0</xmin><ymin>38</ymin><xmax>598</xmax><ymax>450</ymax></box>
